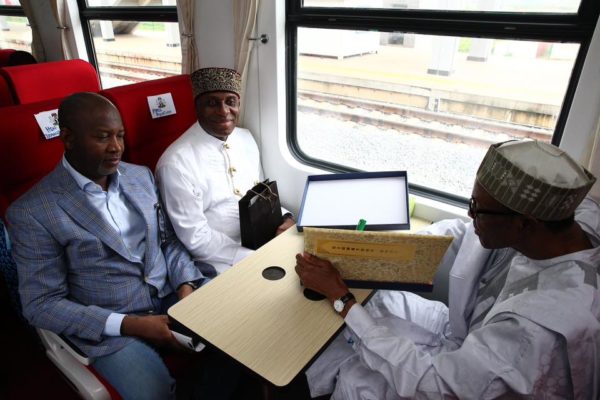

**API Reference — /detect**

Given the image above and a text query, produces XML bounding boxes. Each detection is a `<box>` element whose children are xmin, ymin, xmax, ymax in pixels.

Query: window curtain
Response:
<box><xmin>19</xmin><ymin>0</ymin><xmax>46</xmax><ymax>62</ymax></box>
<box><xmin>176</xmin><ymin>0</ymin><xmax>199</xmax><ymax>74</ymax></box>
<box><xmin>233</xmin><ymin>0</ymin><xmax>260</xmax><ymax>121</ymax></box>
<box><xmin>49</xmin><ymin>0</ymin><xmax>73</xmax><ymax>60</ymax></box>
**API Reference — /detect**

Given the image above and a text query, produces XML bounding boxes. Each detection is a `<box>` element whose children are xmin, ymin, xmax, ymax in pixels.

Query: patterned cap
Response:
<box><xmin>190</xmin><ymin>67</ymin><xmax>241</xmax><ymax>98</ymax></box>
<box><xmin>476</xmin><ymin>139</ymin><xmax>596</xmax><ymax>221</ymax></box>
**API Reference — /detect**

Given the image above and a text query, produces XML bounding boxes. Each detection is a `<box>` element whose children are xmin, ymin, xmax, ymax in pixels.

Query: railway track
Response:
<box><xmin>98</xmin><ymin>60</ymin><xmax>177</xmax><ymax>83</ymax></box>
<box><xmin>97</xmin><ymin>61</ymin><xmax>553</xmax><ymax>147</ymax></box>
<box><xmin>298</xmin><ymin>91</ymin><xmax>552</xmax><ymax>147</ymax></box>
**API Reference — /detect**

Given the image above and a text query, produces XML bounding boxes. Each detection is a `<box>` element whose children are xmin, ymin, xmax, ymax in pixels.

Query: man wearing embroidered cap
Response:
<box><xmin>156</xmin><ymin>67</ymin><xmax>294</xmax><ymax>274</ymax></box>
<box><xmin>295</xmin><ymin>139</ymin><xmax>600</xmax><ymax>399</ymax></box>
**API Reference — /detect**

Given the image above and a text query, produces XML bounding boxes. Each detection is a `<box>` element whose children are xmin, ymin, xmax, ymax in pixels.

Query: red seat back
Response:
<box><xmin>0</xmin><ymin>98</ymin><xmax>64</xmax><ymax>218</ymax></box>
<box><xmin>0</xmin><ymin>49</ymin><xmax>36</xmax><ymax>67</ymax></box>
<box><xmin>0</xmin><ymin>59</ymin><xmax>100</xmax><ymax>105</ymax></box>
<box><xmin>101</xmin><ymin>75</ymin><xmax>196</xmax><ymax>170</ymax></box>
<box><xmin>0</xmin><ymin>49</ymin><xmax>16</xmax><ymax>66</ymax></box>
<box><xmin>0</xmin><ymin>73</ymin><xmax>15</xmax><ymax>107</ymax></box>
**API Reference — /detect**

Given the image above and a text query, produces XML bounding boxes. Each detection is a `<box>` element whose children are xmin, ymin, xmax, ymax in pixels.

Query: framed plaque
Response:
<box><xmin>303</xmin><ymin>227</ymin><xmax>453</xmax><ymax>290</ymax></box>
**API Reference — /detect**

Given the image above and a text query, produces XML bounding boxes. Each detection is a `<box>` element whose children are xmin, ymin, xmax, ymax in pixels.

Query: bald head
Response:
<box><xmin>58</xmin><ymin>92</ymin><xmax>117</xmax><ymax>134</ymax></box>
<box><xmin>59</xmin><ymin>92</ymin><xmax>125</xmax><ymax>190</ymax></box>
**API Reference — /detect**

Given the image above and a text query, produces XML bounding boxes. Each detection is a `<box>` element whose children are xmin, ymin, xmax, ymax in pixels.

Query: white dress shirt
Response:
<box><xmin>155</xmin><ymin>122</ymin><xmax>262</xmax><ymax>273</ymax></box>
<box><xmin>307</xmin><ymin>198</ymin><xmax>600</xmax><ymax>399</ymax></box>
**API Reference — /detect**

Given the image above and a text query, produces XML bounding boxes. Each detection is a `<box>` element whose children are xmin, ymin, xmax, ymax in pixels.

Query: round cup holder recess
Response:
<box><xmin>262</xmin><ymin>266</ymin><xmax>286</xmax><ymax>281</ymax></box>
<box><xmin>261</xmin><ymin>266</ymin><xmax>326</xmax><ymax>301</ymax></box>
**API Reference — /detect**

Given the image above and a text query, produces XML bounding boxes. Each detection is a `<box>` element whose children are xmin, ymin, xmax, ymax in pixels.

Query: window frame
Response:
<box><xmin>286</xmin><ymin>0</ymin><xmax>600</xmax><ymax>204</ymax></box>
<box><xmin>0</xmin><ymin>5</ymin><xmax>25</xmax><ymax>17</ymax></box>
<box><xmin>75</xmin><ymin>0</ymin><xmax>178</xmax><ymax>76</ymax></box>
<box><xmin>0</xmin><ymin>4</ymin><xmax>30</xmax><ymax>56</ymax></box>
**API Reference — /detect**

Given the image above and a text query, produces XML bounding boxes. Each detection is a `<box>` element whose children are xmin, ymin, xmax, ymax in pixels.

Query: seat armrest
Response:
<box><xmin>37</xmin><ymin>328</ymin><xmax>112</xmax><ymax>400</ymax></box>
<box><xmin>36</xmin><ymin>328</ymin><xmax>92</xmax><ymax>366</ymax></box>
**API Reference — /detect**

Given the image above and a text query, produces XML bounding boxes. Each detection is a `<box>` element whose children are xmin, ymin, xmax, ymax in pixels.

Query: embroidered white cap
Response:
<box><xmin>476</xmin><ymin>139</ymin><xmax>596</xmax><ymax>220</ymax></box>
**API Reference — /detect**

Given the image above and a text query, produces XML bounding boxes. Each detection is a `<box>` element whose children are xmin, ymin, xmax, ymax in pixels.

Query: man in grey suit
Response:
<box><xmin>6</xmin><ymin>93</ymin><xmax>235</xmax><ymax>399</ymax></box>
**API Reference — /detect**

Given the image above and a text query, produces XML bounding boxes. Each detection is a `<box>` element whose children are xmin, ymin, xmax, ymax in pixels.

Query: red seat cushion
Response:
<box><xmin>101</xmin><ymin>75</ymin><xmax>196</xmax><ymax>170</ymax></box>
<box><xmin>0</xmin><ymin>98</ymin><xmax>64</xmax><ymax>218</ymax></box>
<box><xmin>87</xmin><ymin>366</ymin><xmax>122</xmax><ymax>400</ymax></box>
<box><xmin>0</xmin><ymin>59</ymin><xmax>100</xmax><ymax>105</ymax></box>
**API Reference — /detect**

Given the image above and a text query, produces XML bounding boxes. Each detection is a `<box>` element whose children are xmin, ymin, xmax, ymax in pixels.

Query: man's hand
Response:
<box><xmin>177</xmin><ymin>283</ymin><xmax>194</xmax><ymax>299</ymax></box>
<box><xmin>120</xmin><ymin>315</ymin><xmax>183</xmax><ymax>349</ymax></box>
<box><xmin>276</xmin><ymin>216</ymin><xmax>296</xmax><ymax>235</ymax></box>
<box><xmin>295</xmin><ymin>253</ymin><xmax>356</xmax><ymax>317</ymax></box>
<box><xmin>295</xmin><ymin>252</ymin><xmax>349</xmax><ymax>302</ymax></box>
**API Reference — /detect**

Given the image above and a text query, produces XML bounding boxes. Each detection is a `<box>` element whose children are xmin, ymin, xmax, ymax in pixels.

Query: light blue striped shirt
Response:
<box><xmin>62</xmin><ymin>156</ymin><xmax>146</xmax><ymax>336</ymax></box>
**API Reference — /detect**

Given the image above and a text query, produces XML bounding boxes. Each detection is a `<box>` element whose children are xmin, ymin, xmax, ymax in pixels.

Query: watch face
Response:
<box><xmin>334</xmin><ymin>299</ymin><xmax>344</xmax><ymax>313</ymax></box>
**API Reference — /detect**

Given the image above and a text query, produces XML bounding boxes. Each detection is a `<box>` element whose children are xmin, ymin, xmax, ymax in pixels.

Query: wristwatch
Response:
<box><xmin>182</xmin><ymin>280</ymin><xmax>201</xmax><ymax>290</ymax></box>
<box><xmin>333</xmin><ymin>292</ymin><xmax>355</xmax><ymax>313</ymax></box>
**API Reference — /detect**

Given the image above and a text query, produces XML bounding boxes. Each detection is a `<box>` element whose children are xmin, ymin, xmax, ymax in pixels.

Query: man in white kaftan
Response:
<box><xmin>156</xmin><ymin>68</ymin><xmax>294</xmax><ymax>273</ymax></box>
<box><xmin>296</xmin><ymin>140</ymin><xmax>600</xmax><ymax>399</ymax></box>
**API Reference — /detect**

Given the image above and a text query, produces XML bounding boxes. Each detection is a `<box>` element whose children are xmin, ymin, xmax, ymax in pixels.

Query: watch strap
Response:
<box><xmin>182</xmin><ymin>280</ymin><xmax>201</xmax><ymax>290</ymax></box>
<box><xmin>334</xmin><ymin>292</ymin><xmax>356</xmax><ymax>313</ymax></box>
<box><xmin>340</xmin><ymin>292</ymin><xmax>355</xmax><ymax>304</ymax></box>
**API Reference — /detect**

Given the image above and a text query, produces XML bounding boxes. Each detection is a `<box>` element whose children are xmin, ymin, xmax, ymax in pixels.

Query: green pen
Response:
<box><xmin>356</xmin><ymin>219</ymin><xmax>367</xmax><ymax>231</ymax></box>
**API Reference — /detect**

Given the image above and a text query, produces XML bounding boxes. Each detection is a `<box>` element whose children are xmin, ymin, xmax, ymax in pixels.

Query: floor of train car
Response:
<box><xmin>0</xmin><ymin>278</ymin><xmax>315</xmax><ymax>400</ymax></box>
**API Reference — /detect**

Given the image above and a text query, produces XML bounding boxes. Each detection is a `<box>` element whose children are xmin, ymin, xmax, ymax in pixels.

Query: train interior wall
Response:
<box><xmin>16</xmin><ymin>0</ymin><xmax>600</xmax><ymax>219</ymax></box>
<box><xmin>2</xmin><ymin>1</ymin><xmax>600</xmax><ymax>398</ymax></box>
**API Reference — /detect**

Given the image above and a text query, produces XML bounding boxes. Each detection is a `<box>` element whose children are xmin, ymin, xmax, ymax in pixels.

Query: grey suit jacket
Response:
<box><xmin>7</xmin><ymin>161</ymin><xmax>206</xmax><ymax>357</ymax></box>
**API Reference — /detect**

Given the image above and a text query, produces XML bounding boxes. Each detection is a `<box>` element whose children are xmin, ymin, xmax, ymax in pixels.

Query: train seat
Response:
<box><xmin>0</xmin><ymin>98</ymin><xmax>64</xmax><ymax>217</ymax></box>
<box><xmin>0</xmin><ymin>72</ymin><xmax>15</xmax><ymax>107</ymax></box>
<box><xmin>0</xmin><ymin>96</ymin><xmax>199</xmax><ymax>400</ymax></box>
<box><xmin>1</xmin><ymin>220</ymin><xmax>118</xmax><ymax>400</ymax></box>
<box><xmin>0</xmin><ymin>49</ymin><xmax>16</xmax><ymax>66</ymax></box>
<box><xmin>101</xmin><ymin>74</ymin><xmax>196</xmax><ymax>170</ymax></box>
<box><xmin>0</xmin><ymin>97</ymin><xmax>118</xmax><ymax>400</ymax></box>
<box><xmin>1</xmin><ymin>220</ymin><xmax>20</xmax><ymax>317</ymax></box>
<box><xmin>0</xmin><ymin>59</ymin><xmax>100</xmax><ymax>105</ymax></box>
<box><xmin>0</xmin><ymin>49</ymin><xmax>37</xmax><ymax>67</ymax></box>
<box><xmin>0</xmin><ymin>97</ymin><xmax>64</xmax><ymax>319</ymax></box>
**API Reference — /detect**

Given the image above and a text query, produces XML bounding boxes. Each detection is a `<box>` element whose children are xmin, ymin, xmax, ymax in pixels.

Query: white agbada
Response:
<box><xmin>307</xmin><ymin>197</ymin><xmax>600</xmax><ymax>399</ymax></box>
<box><xmin>155</xmin><ymin>122</ymin><xmax>260</xmax><ymax>273</ymax></box>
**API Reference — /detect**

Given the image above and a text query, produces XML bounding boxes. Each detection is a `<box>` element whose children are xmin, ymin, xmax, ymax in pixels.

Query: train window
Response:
<box><xmin>84</xmin><ymin>0</ymin><xmax>175</xmax><ymax>7</ymax></box>
<box><xmin>287</xmin><ymin>0</ymin><xmax>600</xmax><ymax>202</ymax></box>
<box><xmin>302</xmin><ymin>0</ymin><xmax>581</xmax><ymax>14</ymax></box>
<box><xmin>294</xmin><ymin>29</ymin><xmax>578</xmax><ymax>198</ymax></box>
<box><xmin>88</xmin><ymin>20</ymin><xmax>181</xmax><ymax>88</ymax></box>
<box><xmin>0</xmin><ymin>1</ymin><xmax>32</xmax><ymax>54</ymax></box>
<box><xmin>77</xmin><ymin>0</ymin><xmax>180</xmax><ymax>89</ymax></box>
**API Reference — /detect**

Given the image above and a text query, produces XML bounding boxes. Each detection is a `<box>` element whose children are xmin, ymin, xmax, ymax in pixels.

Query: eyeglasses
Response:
<box><xmin>468</xmin><ymin>197</ymin><xmax>521</xmax><ymax>222</ymax></box>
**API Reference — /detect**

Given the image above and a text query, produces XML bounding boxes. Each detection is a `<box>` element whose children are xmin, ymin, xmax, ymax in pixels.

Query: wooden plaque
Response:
<box><xmin>304</xmin><ymin>227</ymin><xmax>453</xmax><ymax>290</ymax></box>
